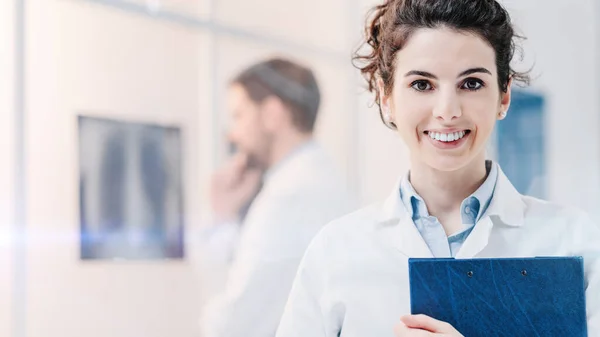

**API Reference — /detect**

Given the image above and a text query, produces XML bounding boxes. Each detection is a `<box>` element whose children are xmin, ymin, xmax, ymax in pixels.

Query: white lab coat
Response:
<box><xmin>276</xmin><ymin>165</ymin><xmax>600</xmax><ymax>337</ymax></box>
<box><xmin>199</xmin><ymin>142</ymin><xmax>354</xmax><ymax>337</ymax></box>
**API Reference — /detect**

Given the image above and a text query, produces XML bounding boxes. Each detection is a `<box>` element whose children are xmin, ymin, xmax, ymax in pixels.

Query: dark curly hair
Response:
<box><xmin>353</xmin><ymin>0</ymin><xmax>530</xmax><ymax>129</ymax></box>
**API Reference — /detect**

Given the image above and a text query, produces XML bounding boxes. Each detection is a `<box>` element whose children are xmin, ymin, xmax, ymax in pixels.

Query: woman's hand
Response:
<box><xmin>394</xmin><ymin>315</ymin><xmax>464</xmax><ymax>336</ymax></box>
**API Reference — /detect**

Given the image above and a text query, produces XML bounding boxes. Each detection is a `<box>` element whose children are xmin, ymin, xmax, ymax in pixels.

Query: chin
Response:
<box><xmin>422</xmin><ymin>154</ymin><xmax>473</xmax><ymax>172</ymax></box>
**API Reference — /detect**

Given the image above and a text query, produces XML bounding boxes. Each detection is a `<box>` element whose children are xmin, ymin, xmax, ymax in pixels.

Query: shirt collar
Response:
<box><xmin>380</xmin><ymin>162</ymin><xmax>525</xmax><ymax>228</ymax></box>
<box><xmin>399</xmin><ymin>160</ymin><xmax>498</xmax><ymax>223</ymax></box>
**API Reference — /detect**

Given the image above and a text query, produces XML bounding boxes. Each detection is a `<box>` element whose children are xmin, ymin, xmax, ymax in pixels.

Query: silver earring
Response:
<box><xmin>383</xmin><ymin>112</ymin><xmax>391</xmax><ymax>122</ymax></box>
<box><xmin>499</xmin><ymin>111</ymin><xmax>507</xmax><ymax>118</ymax></box>
<box><xmin>382</xmin><ymin>111</ymin><xmax>396</xmax><ymax>128</ymax></box>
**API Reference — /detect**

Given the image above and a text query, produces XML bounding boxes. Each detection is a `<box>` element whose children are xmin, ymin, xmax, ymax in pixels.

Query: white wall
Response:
<box><xmin>214</xmin><ymin>0</ymin><xmax>352</xmax><ymax>54</ymax></box>
<box><xmin>503</xmin><ymin>0</ymin><xmax>600</xmax><ymax>217</ymax></box>
<box><xmin>23</xmin><ymin>1</ymin><xmax>206</xmax><ymax>336</ymax></box>
<box><xmin>126</xmin><ymin>0</ymin><xmax>212</xmax><ymax>18</ymax></box>
<box><xmin>0</xmin><ymin>0</ymin><xmax>16</xmax><ymax>336</ymax></box>
<box><xmin>356</xmin><ymin>90</ymin><xmax>410</xmax><ymax>205</ymax></box>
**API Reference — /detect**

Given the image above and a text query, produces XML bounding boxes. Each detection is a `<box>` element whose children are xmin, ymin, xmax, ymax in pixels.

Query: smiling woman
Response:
<box><xmin>274</xmin><ymin>0</ymin><xmax>600</xmax><ymax>336</ymax></box>
<box><xmin>380</xmin><ymin>27</ymin><xmax>509</xmax><ymax>174</ymax></box>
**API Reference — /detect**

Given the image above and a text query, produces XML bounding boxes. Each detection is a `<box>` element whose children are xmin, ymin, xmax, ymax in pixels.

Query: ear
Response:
<box><xmin>498</xmin><ymin>78</ymin><xmax>512</xmax><ymax>120</ymax></box>
<box><xmin>377</xmin><ymin>78</ymin><xmax>394</xmax><ymax>126</ymax></box>
<box><xmin>259</xmin><ymin>96</ymin><xmax>287</xmax><ymax>132</ymax></box>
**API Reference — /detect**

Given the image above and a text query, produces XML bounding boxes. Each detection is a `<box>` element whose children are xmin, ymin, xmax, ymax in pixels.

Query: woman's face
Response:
<box><xmin>380</xmin><ymin>27</ymin><xmax>511</xmax><ymax>172</ymax></box>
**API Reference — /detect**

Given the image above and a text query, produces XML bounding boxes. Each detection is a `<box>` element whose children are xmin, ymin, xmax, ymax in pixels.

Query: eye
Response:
<box><xmin>411</xmin><ymin>80</ymin><xmax>433</xmax><ymax>92</ymax></box>
<box><xmin>461</xmin><ymin>78</ymin><xmax>484</xmax><ymax>91</ymax></box>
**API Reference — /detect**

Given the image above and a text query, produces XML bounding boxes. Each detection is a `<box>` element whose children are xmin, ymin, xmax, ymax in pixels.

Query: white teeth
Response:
<box><xmin>428</xmin><ymin>130</ymin><xmax>467</xmax><ymax>142</ymax></box>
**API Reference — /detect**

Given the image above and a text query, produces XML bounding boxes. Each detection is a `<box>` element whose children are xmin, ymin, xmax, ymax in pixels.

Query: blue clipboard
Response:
<box><xmin>409</xmin><ymin>257</ymin><xmax>588</xmax><ymax>337</ymax></box>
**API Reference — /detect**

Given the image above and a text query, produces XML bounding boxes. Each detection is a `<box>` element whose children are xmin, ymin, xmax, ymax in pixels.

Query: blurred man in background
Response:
<box><xmin>199</xmin><ymin>58</ymin><xmax>354</xmax><ymax>337</ymax></box>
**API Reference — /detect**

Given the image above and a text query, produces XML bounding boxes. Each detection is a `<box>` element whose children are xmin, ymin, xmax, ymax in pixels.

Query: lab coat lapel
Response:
<box><xmin>376</xmin><ymin>181</ymin><xmax>433</xmax><ymax>258</ymax></box>
<box><xmin>396</xmin><ymin>215</ymin><xmax>434</xmax><ymax>258</ymax></box>
<box><xmin>455</xmin><ymin>216</ymin><xmax>494</xmax><ymax>258</ymax></box>
<box><xmin>456</xmin><ymin>165</ymin><xmax>526</xmax><ymax>258</ymax></box>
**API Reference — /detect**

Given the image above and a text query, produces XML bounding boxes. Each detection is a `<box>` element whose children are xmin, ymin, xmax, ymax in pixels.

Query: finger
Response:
<box><xmin>239</xmin><ymin>169</ymin><xmax>262</xmax><ymax>192</ymax></box>
<box><xmin>220</xmin><ymin>153</ymin><xmax>247</xmax><ymax>185</ymax></box>
<box><xmin>231</xmin><ymin>152</ymin><xmax>248</xmax><ymax>169</ymax></box>
<box><xmin>393</xmin><ymin>322</ymin><xmax>408</xmax><ymax>336</ymax></box>
<box><xmin>244</xmin><ymin>168</ymin><xmax>262</xmax><ymax>181</ymax></box>
<box><xmin>240</xmin><ymin>168</ymin><xmax>260</xmax><ymax>181</ymax></box>
<box><xmin>394</xmin><ymin>322</ymin><xmax>434</xmax><ymax>337</ymax></box>
<box><xmin>400</xmin><ymin>315</ymin><xmax>455</xmax><ymax>333</ymax></box>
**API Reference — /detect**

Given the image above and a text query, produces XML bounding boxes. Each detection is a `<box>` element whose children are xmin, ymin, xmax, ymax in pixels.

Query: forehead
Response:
<box><xmin>227</xmin><ymin>84</ymin><xmax>254</xmax><ymax>111</ymax></box>
<box><xmin>394</xmin><ymin>27</ymin><xmax>497</xmax><ymax>77</ymax></box>
<box><xmin>228</xmin><ymin>84</ymin><xmax>248</xmax><ymax>103</ymax></box>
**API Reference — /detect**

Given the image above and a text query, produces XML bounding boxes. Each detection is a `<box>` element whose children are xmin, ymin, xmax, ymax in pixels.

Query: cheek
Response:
<box><xmin>392</xmin><ymin>96</ymin><xmax>432</xmax><ymax>135</ymax></box>
<box><xmin>394</xmin><ymin>114</ymin><xmax>426</xmax><ymax>147</ymax></box>
<box><xmin>231</xmin><ymin>117</ymin><xmax>256</xmax><ymax>142</ymax></box>
<box><xmin>465</xmin><ymin>98</ymin><xmax>500</xmax><ymax>131</ymax></box>
<box><xmin>241</xmin><ymin>113</ymin><xmax>259</xmax><ymax>130</ymax></box>
<box><xmin>245</xmin><ymin>117</ymin><xmax>267</xmax><ymax>143</ymax></box>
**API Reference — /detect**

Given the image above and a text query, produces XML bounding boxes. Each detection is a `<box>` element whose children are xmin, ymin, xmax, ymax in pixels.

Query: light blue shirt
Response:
<box><xmin>399</xmin><ymin>160</ymin><xmax>498</xmax><ymax>257</ymax></box>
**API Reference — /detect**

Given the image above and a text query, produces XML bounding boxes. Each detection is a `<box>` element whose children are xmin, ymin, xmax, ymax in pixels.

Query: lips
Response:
<box><xmin>423</xmin><ymin>129</ymin><xmax>472</xmax><ymax>150</ymax></box>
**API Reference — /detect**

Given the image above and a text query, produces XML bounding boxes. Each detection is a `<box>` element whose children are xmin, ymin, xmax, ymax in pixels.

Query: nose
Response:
<box><xmin>226</xmin><ymin>127</ymin><xmax>237</xmax><ymax>146</ymax></box>
<box><xmin>226</xmin><ymin>130</ymin><xmax>239</xmax><ymax>154</ymax></box>
<box><xmin>432</xmin><ymin>89</ymin><xmax>462</xmax><ymax>121</ymax></box>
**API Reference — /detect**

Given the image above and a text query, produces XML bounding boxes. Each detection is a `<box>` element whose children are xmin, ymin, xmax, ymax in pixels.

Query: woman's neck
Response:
<box><xmin>409</xmin><ymin>155</ymin><xmax>488</xmax><ymax>219</ymax></box>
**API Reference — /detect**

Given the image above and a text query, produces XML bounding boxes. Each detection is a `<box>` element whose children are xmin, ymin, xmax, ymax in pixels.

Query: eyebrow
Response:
<box><xmin>404</xmin><ymin>70</ymin><xmax>437</xmax><ymax>79</ymax></box>
<box><xmin>459</xmin><ymin>67</ymin><xmax>492</xmax><ymax>77</ymax></box>
<box><xmin>404</xmin><ymin>67</ymin><xmax>492</xmax><ymax>79</ymax></box>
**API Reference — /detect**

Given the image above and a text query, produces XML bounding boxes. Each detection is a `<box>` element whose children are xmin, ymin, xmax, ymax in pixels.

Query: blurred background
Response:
<box><xmin>1</xmin><ymin>0</ymin><xmax>599</xmax><ymax>336</ymax></box>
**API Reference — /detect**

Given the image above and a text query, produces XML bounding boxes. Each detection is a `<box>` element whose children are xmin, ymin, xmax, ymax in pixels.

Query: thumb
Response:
<box><xmin>401</xmin><ymin>315</ymin><xmax>454</xmax><ymax>333</ymax></box>
<box><xmin>223</xmin><ymin>152</ymin><xmax>248</xmax><ymax>184</ymax></box>
<box><xmin>393</xmin><ymin>321</ymin><xmax>433</xmax><ymax>337</ymax></box>
<box><xmin>230</xmin><ymin>152</ymin><xmax>248</xmax><ymax>172</ymax></box>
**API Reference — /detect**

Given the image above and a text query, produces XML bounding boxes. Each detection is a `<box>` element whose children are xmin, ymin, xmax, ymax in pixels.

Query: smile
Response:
<box><xmin>426</xmin><ymin>130</ymin><xmax>470</xmax><ymax>143</ymax></box>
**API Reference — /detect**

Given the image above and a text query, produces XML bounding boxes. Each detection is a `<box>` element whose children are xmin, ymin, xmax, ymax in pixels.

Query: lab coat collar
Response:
<box><xmin>376</xmin><ymin>163</ymin><xmax>526</xmax><ymax>258</ymax></box>
<box><xmin>377</xmin><ymin>177</ymin><xmax>434</xmax><ymax>258</ymax></box>
<box><xmin>482</xmin><ymin>165</ymin><xmax>526</xmax><ymax>227</ymax></box>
